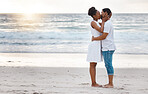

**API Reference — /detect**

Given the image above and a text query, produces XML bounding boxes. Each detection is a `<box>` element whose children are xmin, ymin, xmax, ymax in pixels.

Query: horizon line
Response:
<box><xmin>0</xmin><ymin>12</ymin><xmax>148</xmax><ymax>14</ymax></box>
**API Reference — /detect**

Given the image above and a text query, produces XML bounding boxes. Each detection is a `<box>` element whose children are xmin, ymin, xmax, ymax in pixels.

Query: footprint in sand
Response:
<box><xmin>23</xmin><ymin>90</ymin><xmax>28</xmax><ymax>92</ymax></box>
<box><xmin>121</xmin><ymin>92</ymin><xmax>130</xmax><ymax>94</ymax></box>
<box><xmin>114</xmin><ymin>86</ymin><xmax>125</xmax><ymax>90</ymax></box>
<box><xmin>33</xmin><ymin>92</ymin><xmax>43</xmax><ymax>94</ymax></box>
<box><xmin>20</xmin><ymin>84</ymin><xmax>36</xmax><ymax>87</ymax></box>
<box><xmin>79</xmin><ymin>83</ymin><xmax>90</xmax><ymax>85</ymax></box>
<box><xmin>7</xmin><ymin>61</ymin><xmax>21</xmax><ymax>63</ymax></box>
<box><xmin>117</xmin><ymin>87</ymin><xmax>124</xmax><ymax>90</ymax></box>
<box><xmin>7</xmin><ymin>61</ymin><xmax>14</xmax><ymax>62</ymax></box>
<box><xmin>124</xmin><ymin>84</ymin><xmax>131</xmax><ymax>86</ymax></box>
<box><xmin>139</xmin><ymin>88</ymin><xmax>148</xmax><ymax>91</ymax></box>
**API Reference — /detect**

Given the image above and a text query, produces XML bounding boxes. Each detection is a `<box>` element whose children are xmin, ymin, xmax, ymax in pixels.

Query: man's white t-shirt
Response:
<box><xmin>102</xmin><ymin>20</ymin><xmax>116</xmax><ymax>51</ymax></box>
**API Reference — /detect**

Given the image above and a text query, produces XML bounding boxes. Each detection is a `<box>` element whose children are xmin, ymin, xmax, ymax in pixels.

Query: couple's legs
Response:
<box><xmin>89</xmin><ymin>50</ymin><xmax>114</xmax><ymax>87</ymax></box>
<box><xmin>102</xmin><ymin>51</ymin><xmax>115</xmax><ymax>88</ymax></box>
<box><xmin>89</xmin><ymin>62</ymin><xmax>102</xmax><ymax>87</ymax></box>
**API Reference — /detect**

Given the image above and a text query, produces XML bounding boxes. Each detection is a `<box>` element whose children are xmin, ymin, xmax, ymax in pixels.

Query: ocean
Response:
<box><xmin>0</xmin><ymin>13</ymin><xmax>148</xmax><ymax>54</ymax></box>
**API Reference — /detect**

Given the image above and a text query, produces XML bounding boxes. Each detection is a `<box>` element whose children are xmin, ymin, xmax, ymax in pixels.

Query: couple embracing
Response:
<box><xmin>87</xmin><ymin>7</ymin><xmax>116</xmax><ymax>88</ymax></box>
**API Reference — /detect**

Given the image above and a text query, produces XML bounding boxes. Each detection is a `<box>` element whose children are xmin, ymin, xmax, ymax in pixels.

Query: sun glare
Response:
<box><xmin>20</xmin><ymin>13</ymin><xmax>42</xmax><ymax>22</ymax></box>
<box><xmin>22</xmin><ymin>13</ymin><xmax>36</xmax><ymax>20</ymax></box>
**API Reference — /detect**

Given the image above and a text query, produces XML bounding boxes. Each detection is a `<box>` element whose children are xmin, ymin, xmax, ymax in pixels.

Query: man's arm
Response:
<box><xmin>92</xmin><ymin>32</ymin><xmax>108</xmax><ymax>41</ymax></box>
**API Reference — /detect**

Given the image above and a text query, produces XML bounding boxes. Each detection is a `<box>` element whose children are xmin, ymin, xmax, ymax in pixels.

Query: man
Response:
<box><xmin>92</xmin><ymin>8</ymin><xmax>116</xmax><ymax>88</ymax></box>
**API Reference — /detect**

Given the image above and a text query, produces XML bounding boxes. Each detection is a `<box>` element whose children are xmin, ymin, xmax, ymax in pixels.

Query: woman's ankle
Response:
<box><xmin>92</xmin><ymin>82</ymin><xmax>97</xmax><ymax>85</ymax></box>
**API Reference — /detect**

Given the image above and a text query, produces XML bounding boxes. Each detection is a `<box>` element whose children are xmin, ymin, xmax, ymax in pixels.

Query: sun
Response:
<box><xmin>19</xmin><ymin>3</ymin><xmax>45</xmax><ymax>20</ymax></box>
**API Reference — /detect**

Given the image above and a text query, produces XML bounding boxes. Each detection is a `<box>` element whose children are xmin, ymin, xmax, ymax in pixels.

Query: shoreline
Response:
<box><xmin>0</xmin><ymin>53</ymin><xmax>148</xmax><ymax>68</ymax></box>
<box><xmin>0</xmin><ymin>52</ymin><xmax>148</xmax><ymax>55</ymax></box>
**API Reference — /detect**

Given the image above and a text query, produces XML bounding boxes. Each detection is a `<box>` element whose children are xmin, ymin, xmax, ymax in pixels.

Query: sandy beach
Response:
<box><xmin>0</xmin><ymin>53</ymin><xmax>148</xmax><ymax>94</ymax></box>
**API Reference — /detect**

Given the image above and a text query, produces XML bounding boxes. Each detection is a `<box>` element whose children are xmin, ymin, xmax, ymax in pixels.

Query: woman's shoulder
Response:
<box><xmin>91</xmin><ymin>20</ymin><xmax>99</xmax><ymax>25</ymax></box>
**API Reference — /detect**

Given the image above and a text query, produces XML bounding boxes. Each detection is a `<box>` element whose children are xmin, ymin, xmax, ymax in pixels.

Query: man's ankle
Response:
<box><xmin>108</xmin><ymin>83</ymin><xmax>113</xmax><ymax>85</ymax></box>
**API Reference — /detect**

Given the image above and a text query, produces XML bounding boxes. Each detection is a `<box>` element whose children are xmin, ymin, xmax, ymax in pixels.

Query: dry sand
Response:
<box><xmin>0</xmin><ymin>67</ymin><xmax>148</xmax><ymax>94</ymax></box>
<box><xmin>0</xmin><ymin>53</ymin><xmax>148</xmax><ymax>94</ymax></box>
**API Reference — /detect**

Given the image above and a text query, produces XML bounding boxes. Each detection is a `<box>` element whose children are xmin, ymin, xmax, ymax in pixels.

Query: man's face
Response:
<box><xmin>101</xmin><ymin>10</ymin><xmax>107</xmax><ymax>18</ymax></box>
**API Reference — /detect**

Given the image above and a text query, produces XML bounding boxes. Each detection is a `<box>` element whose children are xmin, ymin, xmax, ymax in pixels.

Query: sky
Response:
<box><xmin>0</xmin><ymin>0</ymin><xmax>148</xmax><ymax>13</ymax></box>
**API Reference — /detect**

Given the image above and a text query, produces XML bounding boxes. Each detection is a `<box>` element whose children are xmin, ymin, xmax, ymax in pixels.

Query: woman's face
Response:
<box><xmin>93</xmin><ymin>11</ymin><xmax>101</xmax><ymax>20</ymax></box>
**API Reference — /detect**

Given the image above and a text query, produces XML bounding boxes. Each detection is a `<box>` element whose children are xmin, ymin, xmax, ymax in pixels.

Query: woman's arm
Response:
<box><xmin>91</xmin><ymin>21</ymin><xmax>105</xmax><ymax>33</ymax></box>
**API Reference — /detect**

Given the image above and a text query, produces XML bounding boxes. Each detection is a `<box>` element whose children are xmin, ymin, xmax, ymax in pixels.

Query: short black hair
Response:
<box><xmin>88</xmin><ymin>7</ymin><xmax>97</xmax><ymax>17</ymax></box>
<box><xmin>102</xmin><ymin>8</ymin><xmax>112</xmax><ymax>16</ymax></box>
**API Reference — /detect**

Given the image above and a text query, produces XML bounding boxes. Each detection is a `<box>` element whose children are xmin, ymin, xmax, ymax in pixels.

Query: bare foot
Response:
<box><xmin>103</xmin><ymin>84</ymin><xmax>114</xmax><ymax>88</ymax></box>
<box><xmin>91</xmin><ymin>83</ymin><xmax>102</xmax><ymax>87</ymax></box>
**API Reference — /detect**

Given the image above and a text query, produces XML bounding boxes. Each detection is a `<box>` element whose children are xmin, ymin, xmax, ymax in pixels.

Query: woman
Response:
<box><xmin>86</xmin><ymin>7</ymin><xmax>106</xmax><ymax>87</ymax></box>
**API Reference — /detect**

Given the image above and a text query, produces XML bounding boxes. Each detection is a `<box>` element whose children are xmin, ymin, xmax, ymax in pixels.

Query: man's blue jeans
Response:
<box><xmin>102</xmin><ymin>50</ymin><xmax>115</xmax><ymax>75</ymax></box>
